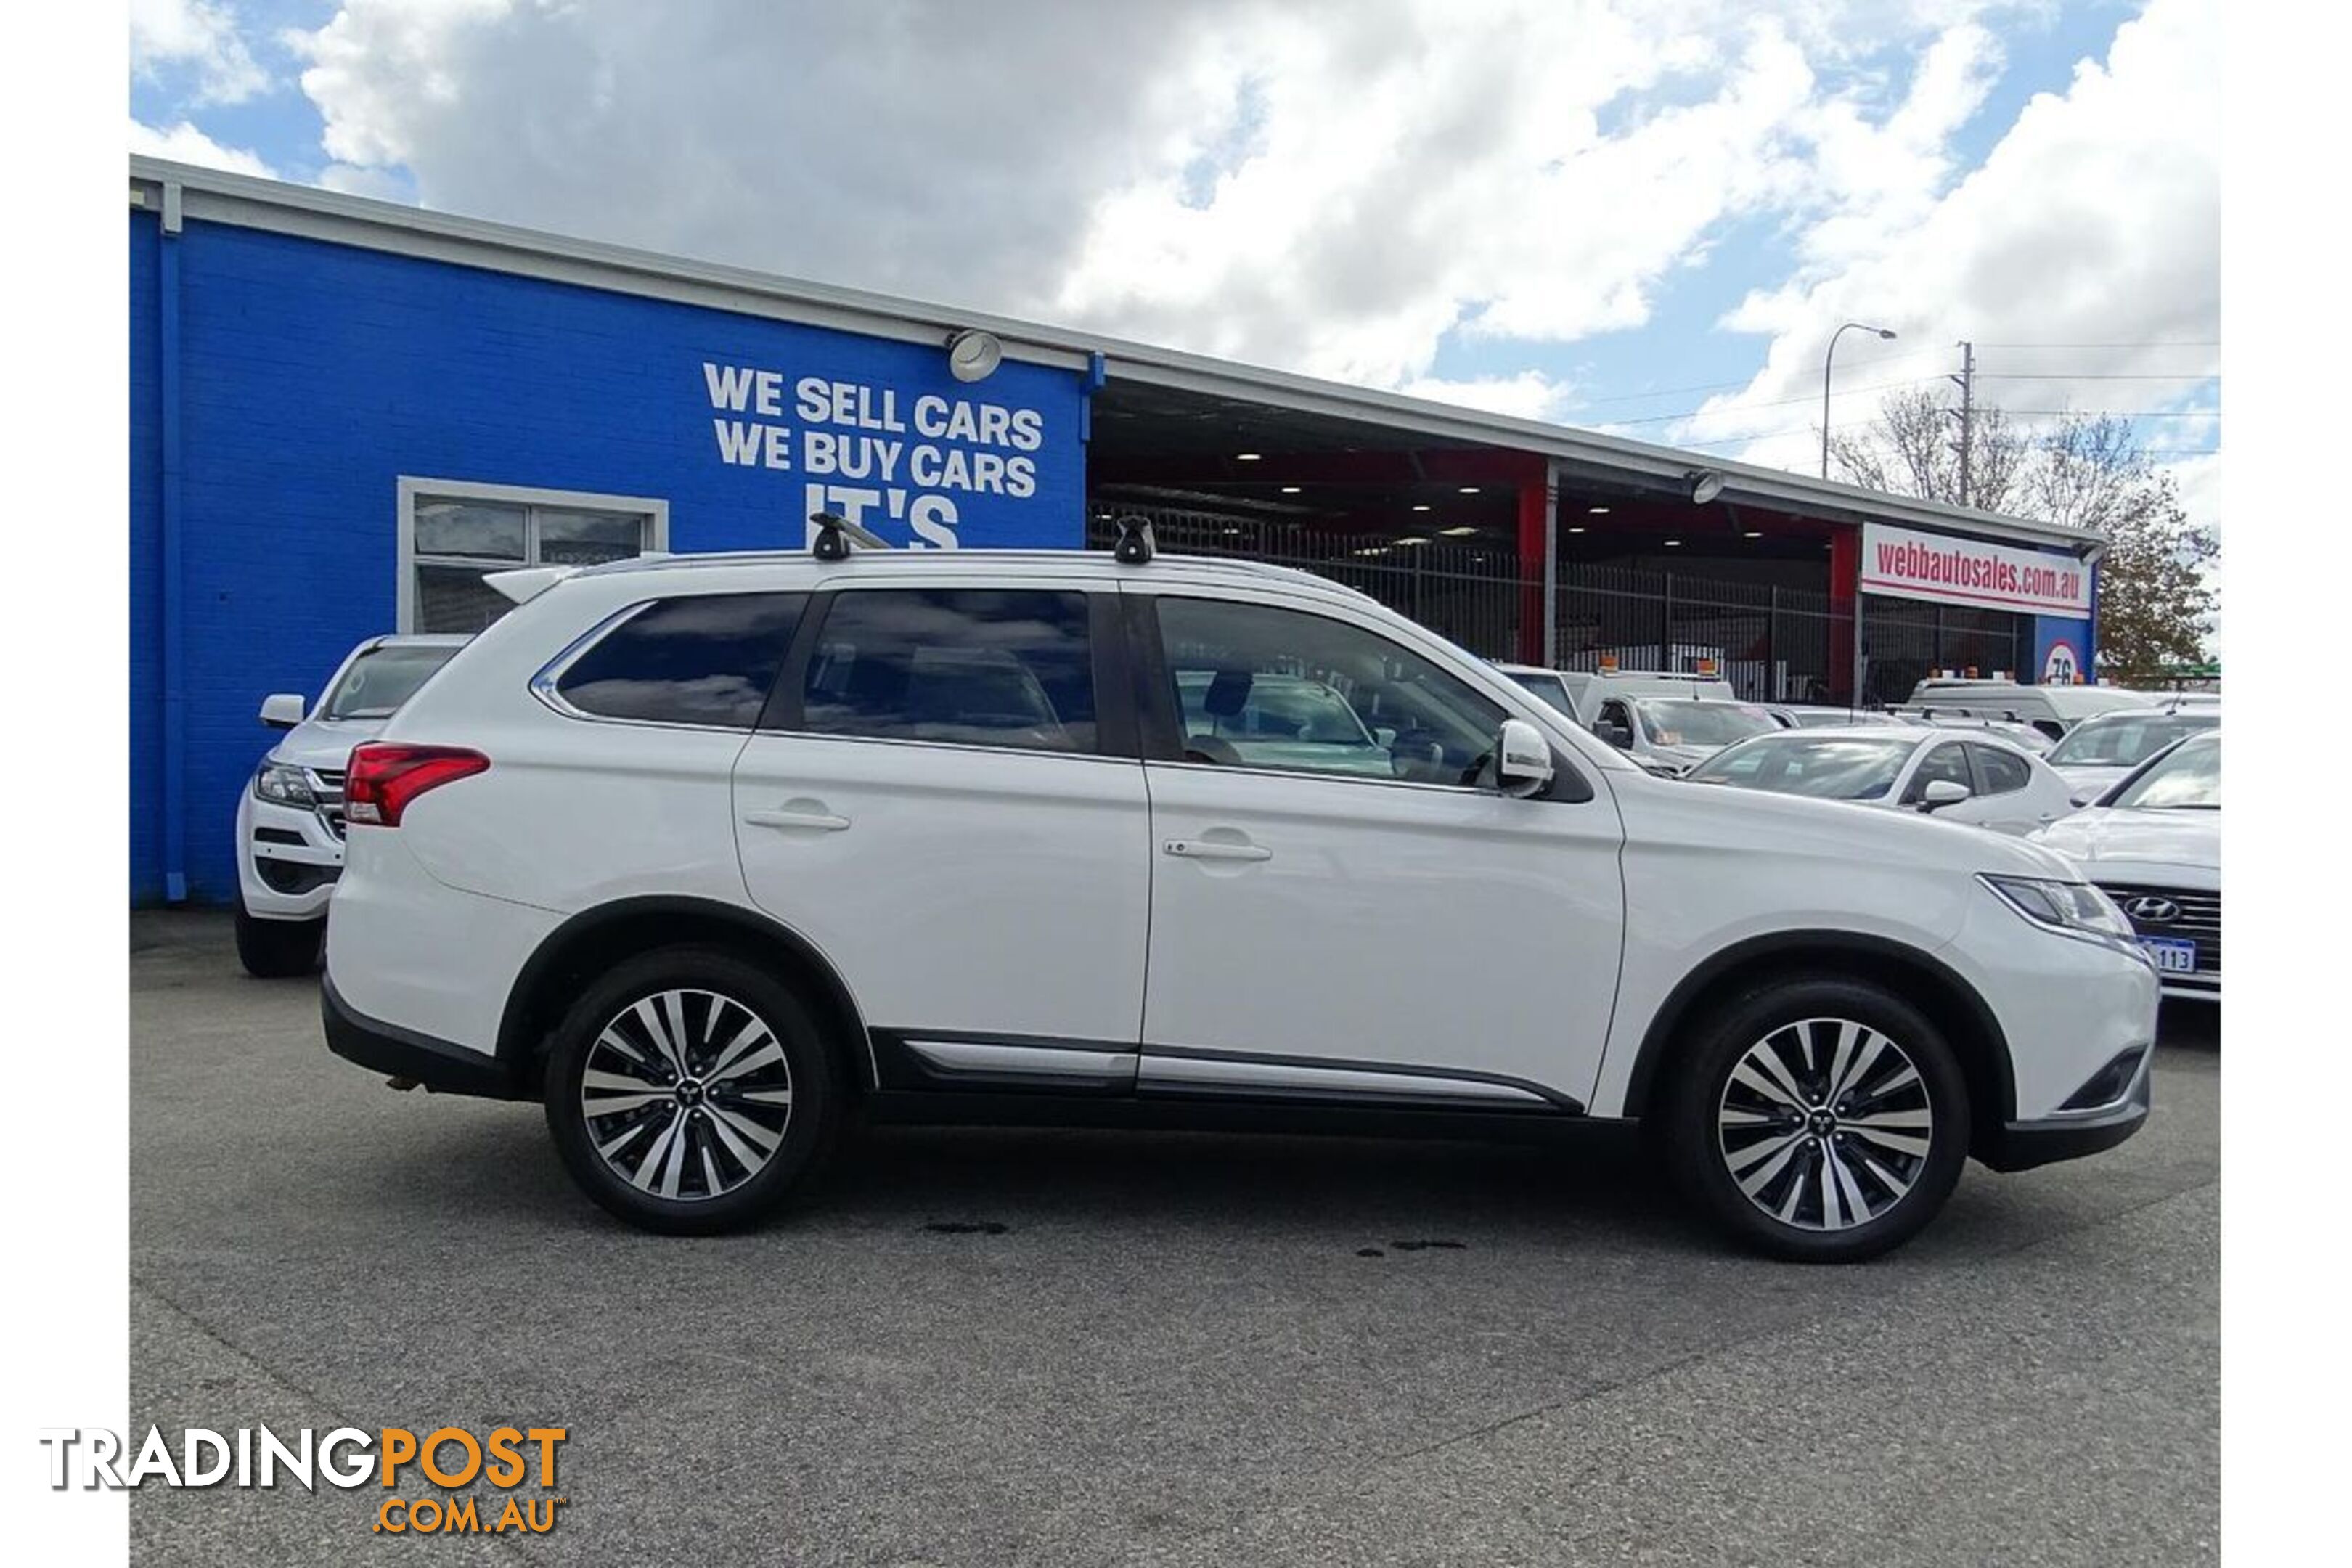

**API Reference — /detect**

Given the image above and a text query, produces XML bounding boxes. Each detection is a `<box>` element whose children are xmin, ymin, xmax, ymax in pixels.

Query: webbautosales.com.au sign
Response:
<box><xmin>1860</xmin><ymin>520</ymin><xmax>2094</xmax><ymax>616</ymax></box>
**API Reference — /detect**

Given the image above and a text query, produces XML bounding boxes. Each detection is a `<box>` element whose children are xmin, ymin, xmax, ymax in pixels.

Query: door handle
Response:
<box><xmin>743</xmin><ymin>803</ymin><xmax>851</xmax><ymax>832</ymax></box>
<box><xmin>1164</xmin><ymin>838</ymin><xmax>1272</xmax><ymax>862</ymax></box>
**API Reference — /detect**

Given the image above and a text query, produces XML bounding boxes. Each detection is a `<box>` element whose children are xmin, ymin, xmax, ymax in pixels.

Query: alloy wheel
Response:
<box><xmin>577</xmin><ymin>988</ymin><xmax>795</xmax><ymax>1201</ymax></box>
<box><xmin>1715</xmin><ymin>1016</ymin><xmax>1935</xmax><ymax>1232</ymax></box>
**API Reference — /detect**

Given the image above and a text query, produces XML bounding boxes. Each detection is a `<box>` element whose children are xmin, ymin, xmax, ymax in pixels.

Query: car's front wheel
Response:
<box><xmin>1662</xmin><ymin>977</ymin><xmax>1970</xmax><ymax>1262</ymax></box>
<box><xmin>542</xmin><ymin>947</ymin><xmax>840</xmax><ymax>1235</ymax></box>
<box><xmin>234</xmin><ymin>900</ymin><xmax>323</xmax><ymax>978</ymax></box>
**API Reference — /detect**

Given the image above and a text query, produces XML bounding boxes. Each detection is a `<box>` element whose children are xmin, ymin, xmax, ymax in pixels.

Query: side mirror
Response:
<box><xmin>259</xmin><ymin>693</ymin><xmax>307</xmax><ymax>730</ymax></box>
<box><xmin>1495</xmin><ymin>718</ymin><xmax>1555</xmax><ymax>797</ymax></box>
<box><xmin>1919</xmin><ymin>779</ymin><xmax>1972</xmax><ymax>812</ymax></box>
<box><xmin>2068</xmin><ymin>790</ymin><xmax>2095</xmax><ymax>809</ymax></box>
<box><xmin>1598</xmin><ymin>719</ymin><xmax>1634</xmax><ymax>750</ymax></box>
<box><xmin>1373</xmin><ymin>726</ymin><xmax>1398</xmax><ymax>749</ymax></box>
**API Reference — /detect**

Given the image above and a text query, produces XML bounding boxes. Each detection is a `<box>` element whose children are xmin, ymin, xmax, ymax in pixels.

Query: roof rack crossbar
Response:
<box><xmin>1111</xmin><ymin>514</ymin><xmax>1156</xmax><ymax>565</ymax></box>
<box><xmin>810</xmin><ymin>510</ymin><xmax>889</xmax><ymax>561</ymax></box>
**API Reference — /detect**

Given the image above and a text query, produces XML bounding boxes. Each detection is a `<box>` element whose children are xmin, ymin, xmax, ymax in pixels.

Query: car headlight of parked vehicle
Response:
<box><xmin>1979</xmin><ymin>874</ymin><xmax>2145</xmax><ymax>958</ymax></box>
<box><xmin>253</xmin><ymin>761</ymin><xmax>318</xmax><ymax>809</ymax></box>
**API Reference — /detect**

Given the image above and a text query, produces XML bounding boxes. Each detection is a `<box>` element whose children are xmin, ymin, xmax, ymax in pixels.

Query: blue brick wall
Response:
<box><xmin>129</xmin><ymin>214</ymin><xmax>1089</xmax><ymax>905</ymax></box>
<box><xmin>129</xmin><ymin>216</ymin><xmax>163</xmax><ymax>902</ymax></box>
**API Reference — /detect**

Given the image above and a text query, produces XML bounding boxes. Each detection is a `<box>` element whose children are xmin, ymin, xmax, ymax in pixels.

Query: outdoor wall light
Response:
<box><xmin>944</xmin><ymin>328</ymin><xmax>1003</xmax><ymax>383</ymax></box>
<box><xmin>1686</xmin><ymin>470</ymin><xmax>1726</xmax><ymax>505</ymax></box>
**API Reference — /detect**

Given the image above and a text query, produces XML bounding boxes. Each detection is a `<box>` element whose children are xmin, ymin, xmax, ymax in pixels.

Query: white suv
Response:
<box><xmin>321</xmin><ymin>536</ymin><xmax>2159</xmax><ymax>1261</ymax></box>
<box><xmin>235</xmin><ymin>634</ymin><xmax>467</xmax><ymax>976</ymax></box>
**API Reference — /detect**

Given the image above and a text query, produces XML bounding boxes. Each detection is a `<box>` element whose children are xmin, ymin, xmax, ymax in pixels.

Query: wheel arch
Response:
<box><xmin>1617</xmin><ymin>931</ymin><xmax>2014</xmax><ymax>1149</ymax></box>
<box><xmin>496</xmin><ymin>896</ymin><xmax>871</xmax><ymax>1099</ymax></box>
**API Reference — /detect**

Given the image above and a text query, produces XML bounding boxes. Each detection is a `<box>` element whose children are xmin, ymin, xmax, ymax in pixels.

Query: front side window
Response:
<box><xmin>405</xmin><ymin>483</ymin><xmax>662</xmax><ymax>633</ymax></box>
<box><xmin>555</xmin><ymin>593</ymin><xmax>806</xmax><ymax>730</ymax></box>
<box><xmin>321</xmin><ymin>643</ymin><xmax>462</xmax><ymax>721</ymax></box>
<box><xmin>1153</xmin><ymin>597</ymin><xmax>1504</xmax><ymax>785</ymax></box>
<box><xmin>800</xmin><ymin>589</ymin><xmax>1097</xmax><ymax>754</ymax></box>
<box><xmin>1903</xmin><ymin>742</ymin><xmax>1972</xmax><ymax>803</ymax></box>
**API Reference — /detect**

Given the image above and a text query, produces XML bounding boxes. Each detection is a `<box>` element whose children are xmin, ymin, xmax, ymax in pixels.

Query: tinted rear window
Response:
<box><xmin>555</xmin><ymin>593</ymin><xmax>806</xmax><ymax>729</ymax></box>
<box><xmin>800</xmin><ymin>589</ymin><xmax>1098</xmax><ymax>753</ymax></box>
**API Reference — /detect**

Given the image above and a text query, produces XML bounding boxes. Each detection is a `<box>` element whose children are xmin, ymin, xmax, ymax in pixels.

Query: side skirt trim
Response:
<box><xmin>870</xmin><ymin>1030</ymin><xmax>1582</xmax><ymax>1114</ymax></box>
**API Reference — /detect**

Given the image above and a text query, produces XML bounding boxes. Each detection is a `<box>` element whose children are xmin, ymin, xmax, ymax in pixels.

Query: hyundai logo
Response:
<box><xmin>2124</xmin><ymin>896</ymin><xmax>2181</xmax><ymax>924</ymax></box>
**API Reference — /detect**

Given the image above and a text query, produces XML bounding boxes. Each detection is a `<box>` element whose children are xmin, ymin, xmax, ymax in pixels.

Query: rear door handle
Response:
<box><xmin>743</xmin><ymin>802</ymin><xmax>851</xmax><ymax>832</ymax></box>
<box><xmin>1164</xmin><ymin>838</ymin><xmax>1271</xmax><ymax>862</ymax></box>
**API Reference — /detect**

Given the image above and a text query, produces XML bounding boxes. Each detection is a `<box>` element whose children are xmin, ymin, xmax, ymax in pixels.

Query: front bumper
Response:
<box><xmin>322</xmin><ymin>973</ymin><xmax>526</xmax><ymax>1101</ymax></box>
<box><xmin>237</xmin><ymin>788</ymin><xmax>347</xmax><ymax>921</ymax></box>
<box><xmin>1976</xmin><ymin>1040</ymin><xmax>2153</xmax><ymax>1172</ymax></box>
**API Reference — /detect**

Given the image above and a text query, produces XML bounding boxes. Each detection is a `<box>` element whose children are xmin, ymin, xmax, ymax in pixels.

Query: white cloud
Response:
<box><xmin>131</xmin><ymin>0</ymin><xmax>269</xmax><ymax>105</ymax></box>
<box><xmin>1392</xmin><ymin>372</ymin><xmax>1580</xmax><ymax>421</ymax></box>
<box><xmin>129</xmin><ymin>117</ymin><xmax>274</xmax><ymax>179</ymax></box>
<box><xmin>279</xmin><ymin>0</ymin><xmax>2065</xmax><ymax>401</ymax></box>
<box><xmin>1677</xmin><ymin>0</ymin><xmax>2218</xmax><ymax>475</ymax></box>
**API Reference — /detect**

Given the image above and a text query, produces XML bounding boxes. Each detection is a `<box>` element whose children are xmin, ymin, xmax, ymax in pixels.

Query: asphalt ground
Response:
<box><xmin>128</xmin><ymin>911</ymin><xmax>2218</xmax><ymax>1566</ymax></box>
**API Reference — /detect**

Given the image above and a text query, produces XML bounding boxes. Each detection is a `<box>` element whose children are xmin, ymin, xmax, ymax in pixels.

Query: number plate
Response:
<box><xmin>2139</xmin><ymin>936</ymin><xmax>2197</xmax><ymax>974</ymax></box>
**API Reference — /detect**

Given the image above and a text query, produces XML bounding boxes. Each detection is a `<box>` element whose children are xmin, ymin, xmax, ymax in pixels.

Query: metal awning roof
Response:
<box><xmin>129</xmin><ymin>155</ymin><xmax>2100</xmax><ymax>554</ymax></box>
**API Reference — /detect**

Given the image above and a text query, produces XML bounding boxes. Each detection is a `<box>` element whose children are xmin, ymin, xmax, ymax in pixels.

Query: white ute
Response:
<box><xmin>321</xmin><ymin>524</ymin><xmax>2160</xmax><ymax>1261</ymax></box>
<box><xmin>235</xmin><ymin>635</ymin><xmax>467</xmax><ymax>976</ymax></box>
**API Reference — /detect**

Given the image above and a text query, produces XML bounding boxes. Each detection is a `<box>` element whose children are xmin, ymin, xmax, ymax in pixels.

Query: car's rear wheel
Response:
<box><xmin>234</xmin><ymin>899</ymin><xmax>323</xmax><ymax>978</ymax></box>
<box><xmin>1663</xmin><ymin>977</ymin><xmax>1969</xmax><ymax>1262</ymax></box>
<box><xmin>542</xmin><ymin>947</ymin><xmax>840</xmax><ymax>1235</ymax></box>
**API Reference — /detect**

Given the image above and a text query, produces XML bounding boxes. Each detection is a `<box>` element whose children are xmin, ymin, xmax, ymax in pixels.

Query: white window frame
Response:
<box><xmin>396</xmin><ymin>476</ymin><xmax>671</xmax><ymax>634</ymax></box>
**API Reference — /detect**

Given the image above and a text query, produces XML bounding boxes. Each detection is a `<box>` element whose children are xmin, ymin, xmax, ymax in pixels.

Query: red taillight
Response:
<box><xmin>344</xmin><ymin>743</ymin><xmax>489</xmax><ymax>828</ymax></box>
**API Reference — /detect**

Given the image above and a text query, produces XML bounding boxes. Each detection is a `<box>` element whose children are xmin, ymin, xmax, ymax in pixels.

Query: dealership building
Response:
<box><xmin>128</xmin><ymin>155</ymin><xmax>2103</xmax><ymax>906</ymax></box>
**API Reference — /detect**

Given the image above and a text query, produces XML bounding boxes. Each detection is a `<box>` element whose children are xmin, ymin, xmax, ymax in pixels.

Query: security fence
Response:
<box><xmin>1086</xmin><ymin>503</ymin><xmax>2032</xmax><ymax>708</ymax></box>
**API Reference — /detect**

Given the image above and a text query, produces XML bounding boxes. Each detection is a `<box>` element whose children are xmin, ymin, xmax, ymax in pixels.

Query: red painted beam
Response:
<box><xmin>1828</xmin><ymin>525</ymin><xmax>1860</xmax><ymax>704</ymax></box>
<box><xmin>1515</xmin><ymin>454</ymin><xmax>1548</xmax><ymax>663</ymax></box>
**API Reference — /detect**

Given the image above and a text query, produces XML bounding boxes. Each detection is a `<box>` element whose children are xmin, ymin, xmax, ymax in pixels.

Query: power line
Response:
<box><xmin>1976</xmin><ymin>372</ymin><xmax>2220</xmax><ymax>382</ymax></box>
<box><xmin>1560</xmin><ymin>347</ymin><xmax>1947</xmax><ymax>410</ymax></box>
<box><xmin>1597</xmin><ymin>375</ymin><xmax>1941</xmax><ymax>428</ymax></box>
<box><xmin>1972</xmin><ymin>340</ymin><xmax>2219</xmax><ymax>349</ymax></box>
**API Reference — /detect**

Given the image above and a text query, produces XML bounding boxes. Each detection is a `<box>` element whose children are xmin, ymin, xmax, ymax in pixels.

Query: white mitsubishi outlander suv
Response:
<box><xmin>321</xmin><ymin>527</ymin><xmax>2159</xmax><ymax>1262</ymax></box>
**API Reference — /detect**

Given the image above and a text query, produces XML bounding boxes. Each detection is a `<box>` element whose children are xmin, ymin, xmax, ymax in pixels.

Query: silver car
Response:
<box><xmin>1685</xmin><ymin>725</ymin><xmax>2078</xmax><ymax>836</ymax></box>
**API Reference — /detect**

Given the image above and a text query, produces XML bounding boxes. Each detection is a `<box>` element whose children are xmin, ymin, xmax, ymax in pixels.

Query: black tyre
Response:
<box><xmin>1661</xmin><ymin>976</ymin><xmax>1969</xmax><ymax>1263</ymax></box>
<box><xmin>542</xmin><ymin>946</ymin><xmax>840</xmax><ymax>1235</ymax></box>
<box><xmin>234</xmin><ymin>900</ymin><xmax>323</xmax><ymax>978</ymax></box>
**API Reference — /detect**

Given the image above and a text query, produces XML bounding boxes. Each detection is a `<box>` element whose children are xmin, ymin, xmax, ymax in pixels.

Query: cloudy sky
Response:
<box><xmin>130</xmin><ymin>0</ymin><xmax>2218</xmax><ymax>590</ymax></box>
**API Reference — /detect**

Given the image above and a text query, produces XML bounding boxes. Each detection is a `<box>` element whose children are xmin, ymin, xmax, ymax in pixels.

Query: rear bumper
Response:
<box><xmin>1976</xmin><ymin>1041</ymin><xmax>2153</xmax><ymax>1173</ymax></box>
<box><xmin>322</xmin><ymin>973</ymin><xmax>526</xmax><ymax>1101</ymax></box>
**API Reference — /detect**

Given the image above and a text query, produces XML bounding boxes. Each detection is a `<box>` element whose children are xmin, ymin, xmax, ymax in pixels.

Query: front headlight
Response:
<box><xmin>253</xmin><ymin>762</ymin><xmax>318</xmax><ymax>809</ymax></box>
<box><xmin>1980</xmin><ymin>875</ymin><xmax>2144</xmax><ymax>955</ymax></box>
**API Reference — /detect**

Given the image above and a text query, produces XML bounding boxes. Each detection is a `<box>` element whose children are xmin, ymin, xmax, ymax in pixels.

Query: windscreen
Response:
<box><xmin>1633</xmin><ymin>699</ymin><xmax>1777</xmax><ymax>748</ymax></box>
<box><xmin>2107</xmin><ymin>733</ymin><xmax>2220</xmax><ymax>809</ymax></box>
<box><xmin>2046</xmin><ymin>711</ymin><xmax>2217</xmax><ymax>767</ymax></box>
<box><xmin>1507</xmin><ymin>671</ymin><xmax>1577</xmax><ymax>716</ymax></box>
<box><xmin>321</xmin><ymin>645</ymin><xmax>462</xmax><ymax>720</ymax></box>
<box><xmin>1687</xmin><ymin>735</ymin><xmax>1914</xmax><ymax>800</ymax></box>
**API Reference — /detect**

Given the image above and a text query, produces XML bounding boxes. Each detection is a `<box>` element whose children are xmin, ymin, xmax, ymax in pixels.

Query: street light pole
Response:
<box><xmin>1821</xmin><ymin>320</ymin><xmax>1898</xmax><ymax>478</ymax></box>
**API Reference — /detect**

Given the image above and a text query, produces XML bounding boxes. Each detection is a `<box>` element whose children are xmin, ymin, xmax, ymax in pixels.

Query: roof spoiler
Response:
<box><xmin>484</xmin><ymin>564</ymin><xmax>582</xmax><ymax>606</ymax></box>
